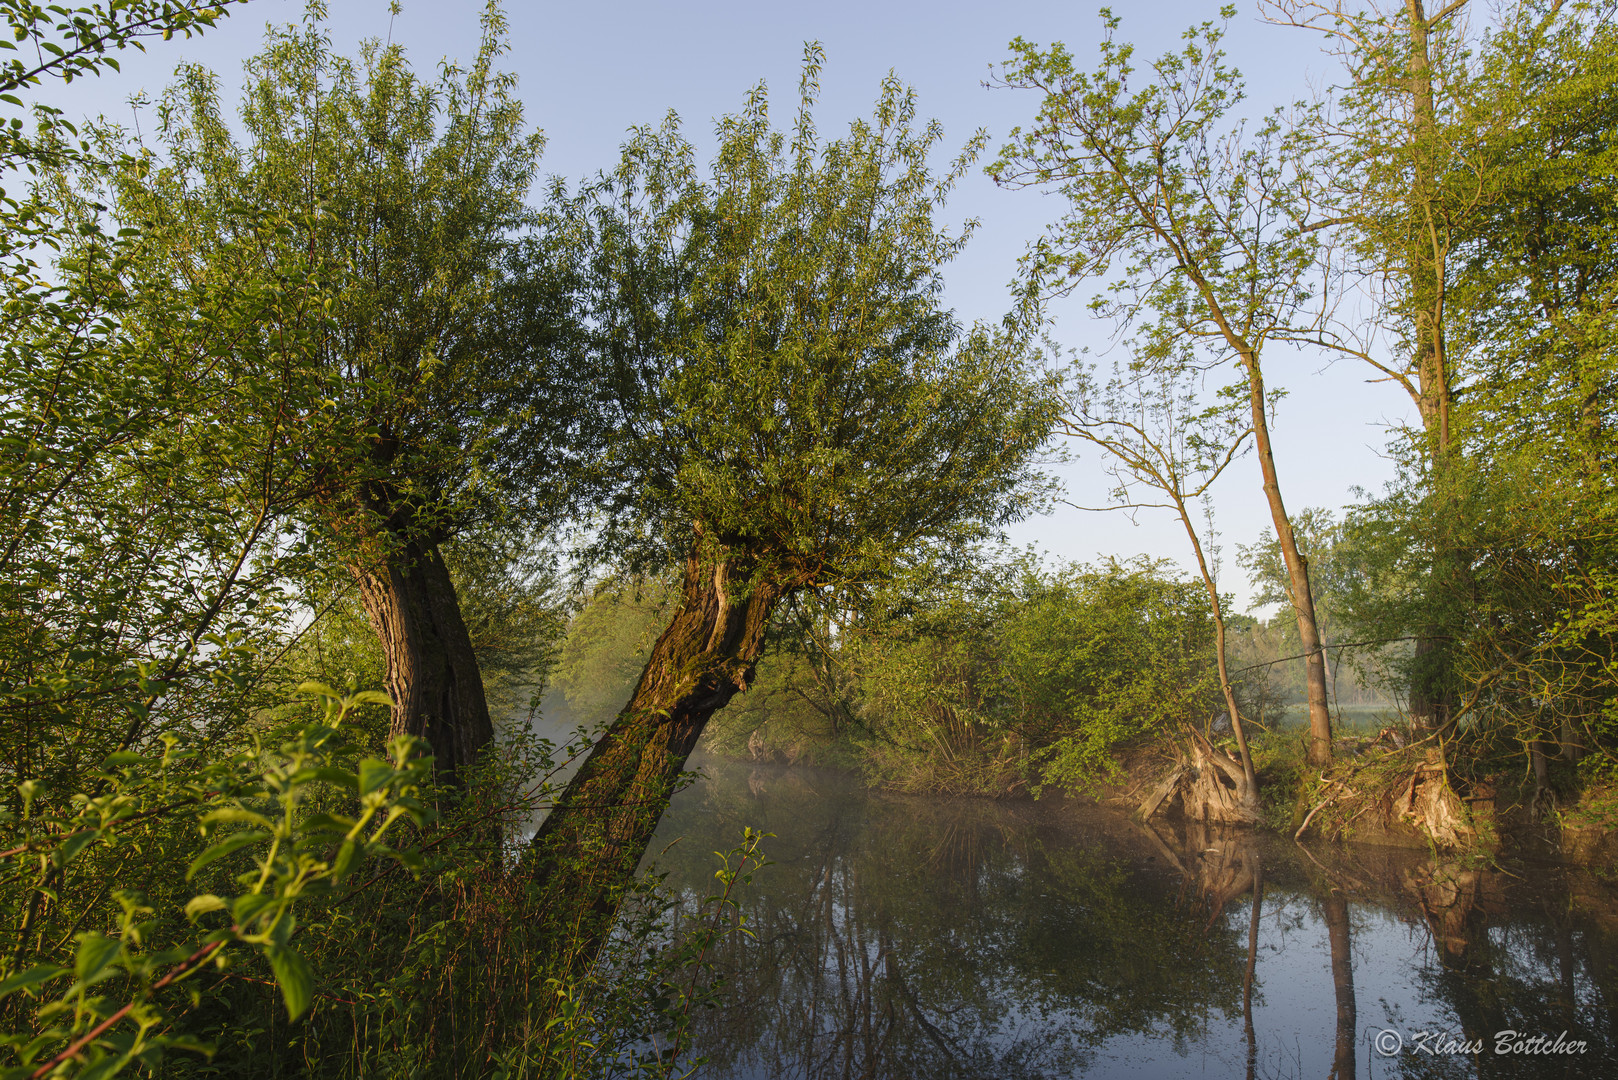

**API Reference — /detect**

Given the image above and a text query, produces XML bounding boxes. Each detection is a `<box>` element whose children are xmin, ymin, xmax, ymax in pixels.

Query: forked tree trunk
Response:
<box><xmin>350</xmin><ymin>536</ymin><xmax>493</xmax><ymax>784</ymax></box>
<box><xmin>526</xmin><ymin>545</ymin><xmax>794</xmax><ymax>965</ymax></box>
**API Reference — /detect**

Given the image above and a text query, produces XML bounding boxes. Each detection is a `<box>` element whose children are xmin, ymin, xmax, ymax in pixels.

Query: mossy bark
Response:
<box><xmin>527</xmin><ymin>546</ymin><xmax>794</xmax><ymax>967</ymax></box>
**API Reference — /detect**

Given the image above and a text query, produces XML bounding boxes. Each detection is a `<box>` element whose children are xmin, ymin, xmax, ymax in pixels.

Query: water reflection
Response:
<box><xmin>636</xmin><ymin>757</ymin><xmax>1617</xmax><ymax>1079</ymax></box>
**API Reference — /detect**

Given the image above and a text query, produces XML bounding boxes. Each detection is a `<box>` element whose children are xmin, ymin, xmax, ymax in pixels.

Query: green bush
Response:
<box><xmin>0</xmin><ymin>683</ymin><xmax>763</xmax><ymax>1080</ymax></box>
<box><xmin>802</xmin><ymin>556</ymin><xmax>1221</xmax><ymax>796</ymax></box>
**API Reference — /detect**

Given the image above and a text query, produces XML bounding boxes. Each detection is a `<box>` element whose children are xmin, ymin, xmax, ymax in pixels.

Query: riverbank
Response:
<box><xmin>706</xmin><ymin>724</ymin><xmax>1618</xmax><ymax>869</ymax></box>
<box><xmin>1113</xmin><ymin>735</ymin><xmax>1618</xmax><ymax>866</ymax></box>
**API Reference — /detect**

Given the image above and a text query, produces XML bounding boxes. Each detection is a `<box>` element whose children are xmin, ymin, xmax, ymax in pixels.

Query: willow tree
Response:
<box><xmin>106</xmin><ymin>7</ymin><xmax>594</xmax><ymax>780</ymax></box>
<box><xmin>992</xmin><ymin>11</ymin><xmax>1339</xmax><ymax>766</ymax></box>
<box><xmin>529</xmin><ymin>49</ymin><xmax>1054</xmax><ymax>952</ymax></box>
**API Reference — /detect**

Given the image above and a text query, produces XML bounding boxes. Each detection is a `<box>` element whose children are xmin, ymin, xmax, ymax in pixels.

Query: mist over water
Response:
<box><xmin>634</xmin><ymin>756</ymin><xmax>1617</xmax><ymax>1080</ymax></box>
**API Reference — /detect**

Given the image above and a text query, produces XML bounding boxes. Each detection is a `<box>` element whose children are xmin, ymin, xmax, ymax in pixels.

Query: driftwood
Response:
<box><xmin>1295</xmin><ymin>779</ymin><xmax>1347</xmax><ymax>841</ymax></box>
<box><xmin>1137</xmin><ymin>765</ymin><xmax>1187</xmax><ymax>821</ymax></box>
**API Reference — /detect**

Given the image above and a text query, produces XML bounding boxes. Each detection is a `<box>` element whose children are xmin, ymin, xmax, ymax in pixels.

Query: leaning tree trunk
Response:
<box><xmin>526</xmin><ymin>545</ymin><xmax>794</xmax><ymax>969</ymax></box>
<box><xmin>1239</xmin><ymin>354</ymin><xmax>1334</xmax><ymax>766</ymax></box>
<box><xmin>350</xmin><ymin>534</ymin><xmax>493</xmax><ymax>785</ymax></box>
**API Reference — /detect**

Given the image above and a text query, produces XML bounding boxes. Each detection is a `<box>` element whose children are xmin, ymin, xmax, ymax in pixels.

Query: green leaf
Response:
<box><xmin>292</xmin><ymin>766</ymin><xmax>358</xmax><ymax>790</ymax></box>
<box><xmin>0</xmin><ymin>965</ymin><xmax>66</xmax><ymax>1000</ymax></box>
<box><xmin>232</xmin><ymin>892</ymin><xmax>273</xmax><ymax>926</ymax></box>
<box><xmin>184</xmin><ymin>894</ymin><xmax>227</xmax><ymax>920</ymax></box>
<box><xmin>200</xmin><ymin>806</ymin><xmax>275</xmax><ymax>828</ymax></box>
<box><xmin>357</xmin><ymin>759</ymin><xmax>393</xmax><ymax>796</ymax></box>
<box><xmin>78</xmin><ymin>1055</ymin><xmax>130</xmax><ymax>1080</ymax></box>
<box><xmin>266</xmin><ymin>946</ymin><xmax>314</xmax><ymax>1020</ymax></box>
<box><xmin>187</xmin><ymin>829</ymin><xmax>268</xmax><ymax>879</ymax></box>
<box><xmin>53</xmin><ymin>827</ymin><xmax>100</xmax><ymax>867</ymax></box>
<box><xmin>74</xmin><ymin>933</ymin><xmax>121</xmax><ymax>983</ymax></box>
<box><xmin>331</xmin><ymin>839</ymin><xmax>359</xmax><ymax>880</ymax></box>
<box><xmin>297</xmin><ymin>812</ymin><xmax>355</xmax><ymax>836</ymax></box>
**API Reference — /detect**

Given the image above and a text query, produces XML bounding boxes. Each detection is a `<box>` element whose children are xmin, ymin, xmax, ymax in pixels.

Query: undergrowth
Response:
<box><xmin>0</xmin><ymin>687</ymin><xmax>765</xmax><ymax>1080</ymax></box>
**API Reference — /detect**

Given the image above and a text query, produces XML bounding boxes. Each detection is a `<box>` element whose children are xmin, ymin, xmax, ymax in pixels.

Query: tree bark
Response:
<box><xmin>350</xmin><ymin>534</ymin><xmax>494</xmax><ymax>784</ymax></box>
<box><xmin>1323</xmin><ymin>892</ymin><xmax>1357</xmax><ymax>1080</ymax></box>
<box><xmin>1184</xmin><ymin>731</ymin><xmax>1263</xmax><ymax>825</ymax></box>
<box><xmin>1240</xmin><ymin>355</ymin><xmax>1334</xmax><ymax>766</ymax></box>
<box><xmin>526</xmin><ymin>544</ymin><xmax>795</xmax><ymax>968</ymax></box>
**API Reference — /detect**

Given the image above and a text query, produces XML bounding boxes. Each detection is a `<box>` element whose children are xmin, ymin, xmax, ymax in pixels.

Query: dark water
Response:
<box><xmin>634</xmin><ymin>755</ymin><xmax>1618</xmax><ymax>1080</ymax></box>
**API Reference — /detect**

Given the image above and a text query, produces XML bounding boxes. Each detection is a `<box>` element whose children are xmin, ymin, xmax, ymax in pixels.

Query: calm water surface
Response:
<box><xmin>633</xmin><ymin>755</ymin><xmax>1617</xmax><ymax>1080</ymax></box>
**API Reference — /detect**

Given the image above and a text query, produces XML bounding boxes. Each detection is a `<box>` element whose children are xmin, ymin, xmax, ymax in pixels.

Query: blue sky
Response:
<box><xmin>32</xmin><ymin>0</ymin><xmax>1417</xmax><ymax>611</ymax></box>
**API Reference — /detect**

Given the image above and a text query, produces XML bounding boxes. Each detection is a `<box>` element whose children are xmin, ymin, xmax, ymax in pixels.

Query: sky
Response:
<box><xmin>31</xmin><ymin>0</ymin><xmax>1418</xmax><ymax>612</ymax></box>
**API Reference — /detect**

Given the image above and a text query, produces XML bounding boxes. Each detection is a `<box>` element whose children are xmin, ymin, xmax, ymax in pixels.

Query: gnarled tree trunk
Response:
<box><xmin>1175</xmin><ymin>493</ymin><xmax>1261</xmax><ymax>819</ymax></box>
<box><xmin>1183</xmin><ymin>731</ymin><xmax>1263</xmax><ymax>825</ymax></box>
<box><xmin>526</xmin><ymin>545</ymin><xmax>795</xmax><ymax>965</ymax></box>
<box><xmin>350</xmin><ymin>535</ymin><xmax>494</xmax><ymax>785</ymax></box>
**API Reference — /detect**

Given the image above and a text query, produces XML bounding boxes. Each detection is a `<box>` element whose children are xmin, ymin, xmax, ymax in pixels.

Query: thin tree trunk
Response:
<box><xmin>1406</xmin><ymin>0</ymin><xmax>1467</xmax><ymax>736</ymax></box>
<box><xmin>1323</xmin><ymin>892</ymin><xmax>1357</xmax><ymax>1080</ymax></box>
<box><xmin>1240</xmin><ymin>355</ymin><xmax>1334</xmax><ymax>766</ymax></box>
<box><xmin>1244</xmin><ymin>853</ymin><xmax>1264</xmax><ymax>1080</ymax></box>
<box><xmin>527</xmin><ymin>545</ymin><xmax>793</xmax><ymax>967</ymax></box>
<box><xmin>1176</xmin><ymin>495</ymin><xmax>1260</xmax><ymax>813</ymax></box>
<box><xmin>350</xmin><ymin>536</ymin><xmax>493</xmax><ymax>784</ymax></box>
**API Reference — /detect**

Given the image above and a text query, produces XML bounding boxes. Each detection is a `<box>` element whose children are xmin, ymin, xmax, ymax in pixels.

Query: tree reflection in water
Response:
<box><xmin>632</xmin><ymin>758</ymin><xmax>1616</xmax><ymax>1079</ymax></box>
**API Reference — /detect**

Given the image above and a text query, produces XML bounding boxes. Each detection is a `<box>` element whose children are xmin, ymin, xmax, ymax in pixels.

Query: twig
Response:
<box><xmin>1294</xmin><ymin>777</ymin><xmax>1345</xmax><ymax>841</ymax></box>
<box><xmin>1227</xmin><ymin>636</ymin><xmax>1435</xmax><ymax>676</ymax></box>
<box><xmin>31</xmin><ymin>939</ymin><xmax>225</xmax><ymax>1078</ymax></box>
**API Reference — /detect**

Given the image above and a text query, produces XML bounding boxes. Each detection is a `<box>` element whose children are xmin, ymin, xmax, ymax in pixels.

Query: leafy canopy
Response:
<box><xmin>573</xmin><ymin>45</ymin><xmax>1056</xmax><ymax>593</ymax></box>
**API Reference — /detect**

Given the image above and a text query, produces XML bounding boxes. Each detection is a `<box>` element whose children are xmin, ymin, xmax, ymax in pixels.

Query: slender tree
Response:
<box><xmin>992</xmin><ymin>10</ymin><xmax>1339</xmax><ymax>764</ymax></box>
<box><xmin>1059</xmin><ymin>350</ymin><xmax>1262</xmax><ymax>819</ymax></box>
<box><xmin>1261</xmin><ymin>0</ymin><xmax>1498</xmax><ymax>733</ymax></box>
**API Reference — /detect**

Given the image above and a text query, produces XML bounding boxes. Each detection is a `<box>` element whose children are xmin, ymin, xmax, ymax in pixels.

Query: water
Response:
<box><xmin>635</xmin><ymin>755</ymin><xmax>1618</xmax><ymax>1079</ymax></box>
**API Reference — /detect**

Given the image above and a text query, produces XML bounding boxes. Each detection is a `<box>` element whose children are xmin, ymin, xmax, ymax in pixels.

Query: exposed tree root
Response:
<box><xmin>1137</xmin><ymin>730</ymin><xmax>1262</xmax><ymax>826</ymax></box>
<box><xmin>1294</xmin><ymin>746</ymin><xmax>1480</xmax><ymax>851</ymax></box>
